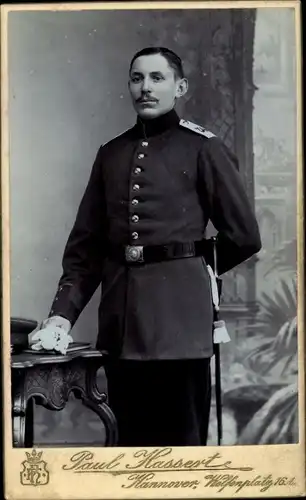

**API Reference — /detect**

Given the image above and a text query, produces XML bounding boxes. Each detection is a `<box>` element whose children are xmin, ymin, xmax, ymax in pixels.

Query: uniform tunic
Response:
<box><xmin>48</xmin><ymin>108</ymin><xmax>261</xmax><ymax>446</ymax></box>
<box><xmin>49</xmin><ymin>108</ymin><xmax>261</xmax><ymax>361</ymax></box>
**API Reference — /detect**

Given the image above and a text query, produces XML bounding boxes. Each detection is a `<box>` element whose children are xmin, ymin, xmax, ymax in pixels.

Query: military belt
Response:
<box><xmin>108</xmin><ymin>240</ymin><xmax>210</xmax><ymax>265</ymax></box>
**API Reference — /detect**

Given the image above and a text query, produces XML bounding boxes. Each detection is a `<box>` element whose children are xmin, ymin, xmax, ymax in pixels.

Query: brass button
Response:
<box><xmin>132</xmin><ymin>214</ymin><xmax>139</xmax><ymax>223</ymax></box>
<box><xmin>132</xmin><ymin>198</ymin><xmax>139</xmax><ymax>206</ymax></box>
<box><xmin>141</xmin><ymin>141</ymin><xmax>148</xmax><ymax>147</ymax></box>
<box><xmin>133</xmin><ymin>184</ymin><xmax>140</xmax><ymax>191</ymax></box>
<box><xmin>137</xmin><ymin>153</ymin><xmax>145</xmax><ymax>159</ymax></box>
<box><xmin>132</xmin><ymin>232</ymin><xmax>139</xmax><ymax>240</ymax></box>
<box><xmin>134</xmin><ymin>167</ymin><xmax>142</xmax><ymax>175</ymax></box>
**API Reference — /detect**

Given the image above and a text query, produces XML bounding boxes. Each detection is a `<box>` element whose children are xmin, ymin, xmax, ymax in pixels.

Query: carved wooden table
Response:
<box><xmin>11</xmin><ymin>347</ymin><xmax>118</xmax><ymax>448</ymax></box>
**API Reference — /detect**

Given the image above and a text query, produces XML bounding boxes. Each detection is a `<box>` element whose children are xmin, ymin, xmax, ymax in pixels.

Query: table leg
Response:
<box><xmin>81</xmin><ymin>361</ymin><xmax>118</xmax><ymax>446</ymax></box>
<box><xmin>12</xmin><ymin>370</ymin><xmax>34</xmax><ymax>448</ymax></box>
<box><xmin>81</xmin><ymin>396</ymin><xmax>118</xmax><ymax>446</ymax></box>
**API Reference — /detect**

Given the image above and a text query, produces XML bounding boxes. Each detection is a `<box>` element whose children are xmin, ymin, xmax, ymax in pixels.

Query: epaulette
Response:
<box><xmin>179</xmin><ymin>119</ymin><xmax>216</xmax><ymax>139</ymax></box>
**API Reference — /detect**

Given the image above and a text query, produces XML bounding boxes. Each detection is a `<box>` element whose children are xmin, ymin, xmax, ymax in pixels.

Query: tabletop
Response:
<box><xmin>11</xmin><ymin>343</ymin><xmax>107</xmax><ymax>369</ymax></box>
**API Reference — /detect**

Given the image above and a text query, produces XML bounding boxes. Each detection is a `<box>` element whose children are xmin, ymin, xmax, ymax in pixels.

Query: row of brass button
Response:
<box><xmin>130</xmin><ymin>140</ymin><xmax>148</xmax><ymax>241</ymax></box>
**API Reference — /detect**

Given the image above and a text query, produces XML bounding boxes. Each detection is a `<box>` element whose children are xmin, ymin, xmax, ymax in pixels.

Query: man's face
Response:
<box><xmin>128</xmin><ymin>54</ymin><xmax>187</xmax><ymax>119</ymax></box>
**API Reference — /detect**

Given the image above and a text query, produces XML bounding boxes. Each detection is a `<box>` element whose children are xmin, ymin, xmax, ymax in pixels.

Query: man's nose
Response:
<box><xmin>141</xmin><ymin>77</ymin><xmax>152</xmax><ymax>92</ymax></box>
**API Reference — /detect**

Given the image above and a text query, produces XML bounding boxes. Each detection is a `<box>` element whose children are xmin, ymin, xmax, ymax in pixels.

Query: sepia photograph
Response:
<box><xmin>1</xmin><ymin>1</ymin><xmax>304</xmax><ymax>499</ymax></box>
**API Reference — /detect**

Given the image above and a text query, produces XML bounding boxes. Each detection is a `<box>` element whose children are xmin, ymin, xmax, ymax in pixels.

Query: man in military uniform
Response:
<box><xmin>30</xmin><ymin>47</ymin><xmax>261</xmax><ymax>446</ymax></box>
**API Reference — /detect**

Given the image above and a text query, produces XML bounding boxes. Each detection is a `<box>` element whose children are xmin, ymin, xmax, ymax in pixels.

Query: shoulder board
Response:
<box><xmin>179</xmin><ymin>119</ymin><xmax>216</xmax><ymax>139</ymax></box>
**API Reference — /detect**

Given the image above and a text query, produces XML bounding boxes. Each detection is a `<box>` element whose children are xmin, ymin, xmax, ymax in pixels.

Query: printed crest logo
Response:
<box><xmin>20</xmin><ymin>449</ymin><xmax>49</xmax><ymax>486</ymax></box>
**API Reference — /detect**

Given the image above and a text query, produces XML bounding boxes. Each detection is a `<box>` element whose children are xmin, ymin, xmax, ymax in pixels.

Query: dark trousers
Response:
<box><xmin>105</xmin><ymin>358</ymin><xmax>211</xmax><ymax>447</ymax></box>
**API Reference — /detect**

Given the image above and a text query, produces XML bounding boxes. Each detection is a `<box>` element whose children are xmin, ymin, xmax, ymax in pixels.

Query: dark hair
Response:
<box><xmin>129</xmin><ymin>47</ymin><xmax>185</xmax><ymax>79</ymax></box>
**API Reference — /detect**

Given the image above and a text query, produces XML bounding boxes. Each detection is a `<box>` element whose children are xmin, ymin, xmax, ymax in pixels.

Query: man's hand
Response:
<box><xmin>29</xmin><ymin>316</ymin><xmax>73</xmax><ymax>355</ymax></box>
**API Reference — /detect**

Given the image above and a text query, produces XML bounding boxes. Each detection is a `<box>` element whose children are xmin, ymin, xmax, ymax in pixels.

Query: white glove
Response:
<box><xmin>29</xmin><ymin>316</ymin><xmax>73</xmax><ymax>355</ymax></box>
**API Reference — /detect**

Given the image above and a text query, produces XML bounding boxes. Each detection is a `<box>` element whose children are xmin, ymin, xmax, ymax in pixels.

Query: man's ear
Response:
<box><xmin>176</xmin><ymin>78</ymin><xmax>188</xmax><ymax>98</ymax></box>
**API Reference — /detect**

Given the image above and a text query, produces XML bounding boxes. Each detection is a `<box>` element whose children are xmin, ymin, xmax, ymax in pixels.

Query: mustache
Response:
<box><xmin>136</xmin><ymin>96</ymin><xmax>159</xmax><ymax>103</ymax></box>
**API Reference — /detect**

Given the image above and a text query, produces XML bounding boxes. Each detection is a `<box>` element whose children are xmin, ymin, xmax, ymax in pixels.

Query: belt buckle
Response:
<box><xmin>125</xmin><ymin>245</ymin><xmax>144</xmax><ymax>263</ymax></box>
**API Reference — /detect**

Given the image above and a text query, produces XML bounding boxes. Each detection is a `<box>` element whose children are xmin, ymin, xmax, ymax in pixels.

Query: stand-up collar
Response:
<box><xmin>133</xmin><ymin>108</ymin><xmax>180</xmax><ymax>138</ymax></box>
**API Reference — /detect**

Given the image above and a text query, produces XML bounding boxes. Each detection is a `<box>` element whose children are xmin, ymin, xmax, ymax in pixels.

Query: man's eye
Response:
<box><xmin>131</xmin><ymin>76</ymin><xmax>141</xmax><ymax>83</ymax></box>
<box><xmin>152</xmin><ymin>75</ymin><xmax>163</xmax><ymax>82</ymax></box>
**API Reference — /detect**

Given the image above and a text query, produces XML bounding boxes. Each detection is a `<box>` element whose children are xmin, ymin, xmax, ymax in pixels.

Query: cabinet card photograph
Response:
<box><xmin>1</xmin><ymin>1</ymin><xmax>304</xmax><ymax>499</ymax></box>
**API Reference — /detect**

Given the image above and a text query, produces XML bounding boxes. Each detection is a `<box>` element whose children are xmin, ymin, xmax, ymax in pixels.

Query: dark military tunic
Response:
<box><xmin>49</xmin><ymin>109</ymin><xmax>261</xmax><ymax>361</ymax></box>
